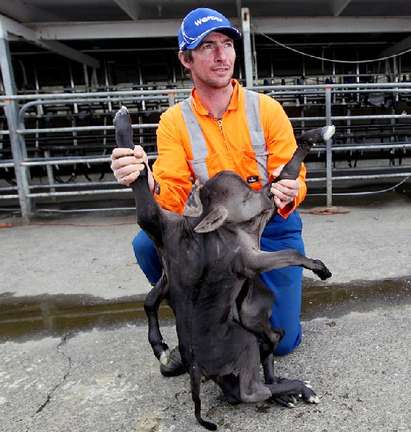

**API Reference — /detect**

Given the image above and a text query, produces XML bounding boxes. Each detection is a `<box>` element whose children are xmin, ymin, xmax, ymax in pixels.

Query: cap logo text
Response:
<box><xmin>194</xmin><ymin>16</ymin><xmax>223</xmax><ymax>26</ymax></box>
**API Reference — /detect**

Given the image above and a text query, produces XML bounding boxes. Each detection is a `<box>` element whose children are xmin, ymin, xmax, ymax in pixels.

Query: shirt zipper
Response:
<box><xmin>215</xmin><ymin>117</ymin><xmax>230</xmax><ymax>154</ymax></box>
<box><xmin>210</xmin><ymin>115</ymin><xmax>230</xmax><ymax>157</ymax></box>
<box><xmin>216</xmin><ymin>118</ymin><xmax>223</xmax><ymax>131</ymax></box>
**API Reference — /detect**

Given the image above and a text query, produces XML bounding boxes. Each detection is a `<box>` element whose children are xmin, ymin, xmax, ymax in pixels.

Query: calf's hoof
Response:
<box><xmin>159</xmin><ymin>346</ymin><xmax>187</xmax><ymax>377</ymax></box>
<box><xmin>270</xmin><ymin>378</ymin><xmax>320</xmax><ymax>408</ymax></box>
<box><xmin>313</xmin><ymin>260</ymin><xmax>332</xmax><ymax>280</ymax></box>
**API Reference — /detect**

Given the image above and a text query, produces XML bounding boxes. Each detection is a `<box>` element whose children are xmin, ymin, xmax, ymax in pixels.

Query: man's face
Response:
<box><xmin>181</xmin><ymin>31</ymin><xmax>236</xmax><ymax>89</ymax></box>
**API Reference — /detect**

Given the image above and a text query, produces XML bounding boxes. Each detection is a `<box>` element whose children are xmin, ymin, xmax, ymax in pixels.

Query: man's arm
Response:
<box><xmin>151</xmin><ymin>107</ymin><xmax>194</xmax><ymax>214</ymax></box>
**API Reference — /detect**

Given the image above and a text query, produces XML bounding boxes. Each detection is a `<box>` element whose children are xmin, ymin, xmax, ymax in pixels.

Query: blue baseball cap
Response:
<box><xmin>178</xmin><ymin>8</ymin><xmax>241</xmax><ymax>51</ymax></box>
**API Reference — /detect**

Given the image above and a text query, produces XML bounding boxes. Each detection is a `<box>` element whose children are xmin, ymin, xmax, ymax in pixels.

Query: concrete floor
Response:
<box><xmin>0</xmin><ymin>190</ymin><xmax>410</xmax><ymax>431</ymax></box>
<box><xmin>1</xmin><ymin>302</ymin><xmax>410</xmax><ymax>432</ymax></box>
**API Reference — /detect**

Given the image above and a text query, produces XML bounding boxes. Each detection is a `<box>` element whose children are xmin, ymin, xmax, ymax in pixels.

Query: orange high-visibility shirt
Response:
<box><xmin>152</xmin><ymin>79</ymin><xmax>307</xmax><ymax>217</ymax></box>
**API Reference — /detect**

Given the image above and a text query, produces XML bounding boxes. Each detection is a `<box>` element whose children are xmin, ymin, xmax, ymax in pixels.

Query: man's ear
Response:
<box><xmin>194</xmin><ymin>206</ymin><xmax>228</xmax><ymax>234</ymax></box>
<box><xmin>178</xmin><ymin>51</ymin><xmax>192</xmax><ymax>71</ymax></box>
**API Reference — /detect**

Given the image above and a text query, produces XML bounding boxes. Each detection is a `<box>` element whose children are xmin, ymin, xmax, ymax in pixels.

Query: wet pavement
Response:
<box><xmin>1</xmin><ymin>301</ymin><xmax>410</xmax><ymax>432</ymax></box>
<box><xmin>0</xmin><ymin>190</ymin><xmax>410</xmax><ymax>431</ymax></box>
<box><xmin>1</xmin><ymin>277</ymin><xmax>410</xmax><ymax>343</ymax></box>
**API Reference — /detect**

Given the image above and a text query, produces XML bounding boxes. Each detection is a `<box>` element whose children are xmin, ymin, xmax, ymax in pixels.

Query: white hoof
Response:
<box><xmin>308</xmin><ymin>395</ymin><xmax>320</xmax><ymax>404</ymax></box>
<box><xmin>322</xmin><ymin>125</ymin><xmax>335</xmax><ymax>141</ymax></box>
<box><xmin>159</xmin><ymin>349</ymin><xmax>170</xmax><ymax>366</ymax></box>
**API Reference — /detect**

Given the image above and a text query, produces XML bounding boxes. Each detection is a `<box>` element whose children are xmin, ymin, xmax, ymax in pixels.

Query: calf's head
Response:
<box><xmin>186</xmin><ymin>125</ymin><xmax>336</xmax><ymax>234</ymax></box>
<box><xmin>193</xmin><ymin>171</ymin><xmax>274</xmax><ymax>233</ymax></box>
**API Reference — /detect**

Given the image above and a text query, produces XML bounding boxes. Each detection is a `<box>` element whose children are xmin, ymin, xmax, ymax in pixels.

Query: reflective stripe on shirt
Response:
<box><xmin>180</xmin><ymin>90</ymin><xmax>268</xmax><ymax>184</ymax></box>
<box><xmin>180</xmin><ymin>97</ymin><xmax>209</xmax><ymax>183</ymax></box>
<box><xmin>245</xmin><ymin>90</ymin><xmax>269</xmax><ymax>185</ymax></box>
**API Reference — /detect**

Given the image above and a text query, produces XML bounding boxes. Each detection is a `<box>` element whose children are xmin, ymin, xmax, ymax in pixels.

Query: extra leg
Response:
<box><xmin>259</xmin><ymin>348</ymin><xmax>305</xmax><ymax>408</ymax></box>
<box><xmin>259</xmin><ymin>342</ymin><xmax>276</xmax><ymax>384</ymax></box>
<box><xmin>237</xmin><ymin>278</ymin><xmax>283</xmax><ymax>349</ymax></box>
<box><xmin>260</xmin><ymin>343</ymin><xmax>316</xmax><ymax>408</ymax></box>
<box><xmin>215</xmin><ymin>374</ymin><xmax>242</xmax><ymax>405</ymax></box>
<box><xmin>267</xmin><ymin>378</ymin><xmax>319</xmax><ymax>406</ymax></box>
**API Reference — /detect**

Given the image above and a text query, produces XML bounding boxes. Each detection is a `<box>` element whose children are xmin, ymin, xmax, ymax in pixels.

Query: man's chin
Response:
<box><xmin>208</xmin><ymin>77</ymin><xmax>233</xmax><ymax>89</ymax></box>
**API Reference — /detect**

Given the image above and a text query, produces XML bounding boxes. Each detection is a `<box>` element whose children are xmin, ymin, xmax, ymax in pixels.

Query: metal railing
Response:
<box><xmin>1</xmin><ymin>82</ymin><xmax>410</xmax><ymax>220</ymax></box>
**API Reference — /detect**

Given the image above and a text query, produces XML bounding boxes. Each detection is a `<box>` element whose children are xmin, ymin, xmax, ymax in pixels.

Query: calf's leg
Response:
<box><xmin>144</xmin><ymin>274</ymin><xmax>171</xmax><ymax>364</ymax></box>
<box><xmin>114</xmin><ymin>106</ymin><xmax>164</xmax><ymax>245</ymax></box>
<box><xmin>267</xmin><ymin>378</ymin><xmax>319</xmax><ymax>405</ymax></box>
<box><xmin>237</xmin><ymin>278</ymin><xmax>283</xmax><ymax>349</ymax></box>
<box><xmin>245</xmin><ymin>249</ymin><xmax>332</xmax><ymax>280</ymax></box>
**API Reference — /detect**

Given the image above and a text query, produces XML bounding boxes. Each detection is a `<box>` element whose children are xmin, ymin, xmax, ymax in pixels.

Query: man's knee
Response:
<box><xmin>131</xmin><ymin>231</ymin><xmax>162</xmax><ymax>285</ymax></box>
<box><xmin>132</xmin><ymin>231</ymin><xmax>149</xmax><ymax>259</ymax></box>
<box><xmin>261</xmin><ymin>265</ymin><xmax>303</xmax><ymax>356</ymax></box>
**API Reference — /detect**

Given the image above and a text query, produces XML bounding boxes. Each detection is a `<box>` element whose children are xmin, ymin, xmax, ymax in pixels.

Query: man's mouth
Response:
<box><xmin>212</xmin><ymin>67</ymin><xmax>230</xmax><ymax>72</ymax></box>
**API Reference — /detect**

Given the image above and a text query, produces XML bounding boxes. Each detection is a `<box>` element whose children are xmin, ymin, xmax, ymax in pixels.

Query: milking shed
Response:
<box><xmin>0</xmin><ymin>0</ymin><xmax>410</xmax><ymax>221</ymax></box>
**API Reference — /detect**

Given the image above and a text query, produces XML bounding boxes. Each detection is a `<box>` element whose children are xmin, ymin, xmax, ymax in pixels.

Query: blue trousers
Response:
<box><xmin>132</xmin><ymin>211</ymin><xmax>304</xmax><ymax>356</ymax></box>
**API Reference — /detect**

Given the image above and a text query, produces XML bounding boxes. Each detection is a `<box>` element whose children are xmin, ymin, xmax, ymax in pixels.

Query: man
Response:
<box><xmin>111</xmin><ymin>8</ymin><xmax>306</xmax><ymax>375</ymax></box>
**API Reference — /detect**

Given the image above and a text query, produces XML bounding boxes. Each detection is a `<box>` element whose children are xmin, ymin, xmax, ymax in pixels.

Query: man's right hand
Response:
<box><xmin>110</xmin><ymin>145</ymin><xmax>148</xmax><ymax>187</ymax></box>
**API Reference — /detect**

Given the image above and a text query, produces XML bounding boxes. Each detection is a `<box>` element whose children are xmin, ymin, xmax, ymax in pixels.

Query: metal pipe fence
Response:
<box><xmin>0</xmin><ymin>82</ymin><xmax>410</xmax><ymax>219</ymax></box>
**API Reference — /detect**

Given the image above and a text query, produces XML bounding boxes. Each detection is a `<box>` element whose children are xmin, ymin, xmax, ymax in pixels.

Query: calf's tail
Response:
<box><xmin>190</xmin><ymin>363</ymin><xmax>217</xmax><ymax>431</ymax></box>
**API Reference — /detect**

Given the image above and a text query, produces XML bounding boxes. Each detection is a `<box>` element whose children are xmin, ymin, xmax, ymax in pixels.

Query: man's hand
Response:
<box><xmin>270</xmin><ymin>165</ymin><xmax>300</xmax><ymax>209</ymax></box>
<box><xmin>110</xmin><ymin>145</ymin><xmax>148</xmax><ymax>187</ymax></box>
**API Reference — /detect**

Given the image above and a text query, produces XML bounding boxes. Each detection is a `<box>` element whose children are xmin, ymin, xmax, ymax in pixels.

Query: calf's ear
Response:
<box><xmin>183</xmin><ymin>181</ymin><xmax>203</xmax><ymax>217</ymax></box>
<box><xmin>194</xmin><ymin>206</ymin><xmax>228</xmax><ymax>233</ymax></box>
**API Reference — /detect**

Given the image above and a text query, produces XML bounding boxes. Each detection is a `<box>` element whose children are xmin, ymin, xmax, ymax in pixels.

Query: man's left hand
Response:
<box><xmin>270</xmin><ymin>165</ymin><xmax>300</xmax><ymax>209</ymax></box>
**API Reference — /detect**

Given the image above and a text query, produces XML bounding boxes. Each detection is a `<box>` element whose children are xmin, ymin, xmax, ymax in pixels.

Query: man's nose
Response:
<box><xmin>214</xmin><ymin>44</ymin><xmax>227</xmax><ymax>61</ymax></box>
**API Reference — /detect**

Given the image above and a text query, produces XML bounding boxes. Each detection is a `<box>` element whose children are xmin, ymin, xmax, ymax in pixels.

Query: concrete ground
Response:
<box><xmin>1</xmin><ymin>303</ymin><xmax>410</xmax><ymax>432</ymax></box>
<box><xmin>0</xmin><ymin>190</ymin><xmax>410</xmax><ymax>431</ymax></box>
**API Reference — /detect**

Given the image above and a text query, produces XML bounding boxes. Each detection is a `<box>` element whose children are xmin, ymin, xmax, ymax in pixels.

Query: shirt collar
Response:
<box><xmin>190</xmin><ymin>79</ymin><xmax>240</xmax><ymax>116</ymax></box>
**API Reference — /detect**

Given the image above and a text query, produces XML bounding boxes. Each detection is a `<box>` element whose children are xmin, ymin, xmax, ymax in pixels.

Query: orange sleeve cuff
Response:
<box><xmin>278</xmin><ymin>175</ymin><xmax>307</xmax><ymax>218</ymax></box>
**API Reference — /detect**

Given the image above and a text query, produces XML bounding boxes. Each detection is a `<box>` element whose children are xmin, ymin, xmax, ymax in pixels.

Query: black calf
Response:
<box><xmin>114</xmin><ymin>106</ymin><xmax>333</xmax><ymax>429</ymax></box>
